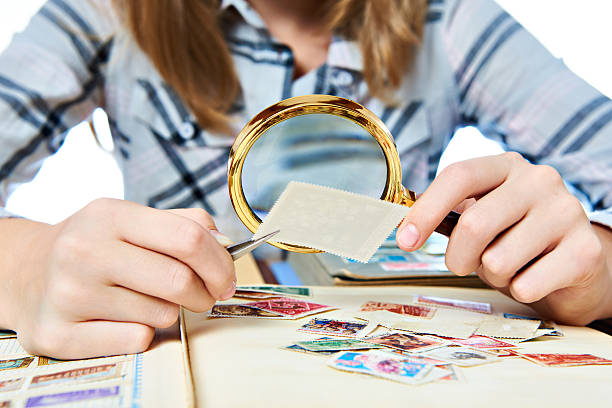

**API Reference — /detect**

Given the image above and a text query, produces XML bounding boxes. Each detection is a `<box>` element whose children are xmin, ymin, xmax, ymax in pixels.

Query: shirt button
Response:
<box><xmin>334</xmin><ymin>70</ymin><xmax>354</xmax><ymax>86</ymax></box>
<box><xmin>179</xmin><ymin>122</ymin><xmax>195</xmax><ymax>140</ymax></box>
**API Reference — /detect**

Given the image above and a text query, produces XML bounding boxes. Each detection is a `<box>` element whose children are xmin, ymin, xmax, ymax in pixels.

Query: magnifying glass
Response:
<box><xmin>228</xmin><ymin>95</ymin><xmax>460</xmax><ymax>253</ymax></box>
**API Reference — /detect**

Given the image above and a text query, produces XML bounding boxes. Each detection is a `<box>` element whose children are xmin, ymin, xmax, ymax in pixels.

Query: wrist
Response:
<box><xmin>0</xmin><ymin>218</ymin><xmax>53</xmax><ymax>330</ymax></box>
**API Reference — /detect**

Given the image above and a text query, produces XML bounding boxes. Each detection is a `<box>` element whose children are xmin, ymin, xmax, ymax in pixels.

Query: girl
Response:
<box><xmin>0</xmin><ymin>0</ymin><xmax>610</xmax><ymax>358</ymax></box>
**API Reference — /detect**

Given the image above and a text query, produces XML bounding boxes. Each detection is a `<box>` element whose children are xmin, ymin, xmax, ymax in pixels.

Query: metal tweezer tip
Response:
<box><xmin>227</xmin><ymin>230</ymin><xmax>280</xmax><ymax>261</ymax></box>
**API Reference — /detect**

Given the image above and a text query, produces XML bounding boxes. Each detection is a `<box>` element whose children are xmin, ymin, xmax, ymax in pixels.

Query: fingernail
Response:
<box><xmin>209</xmin><ymin>230</ymin><xmax>234</xmax><ymax>247</ymax></box>
<box><xmin>221</xmin><ymin>279</ymin><xmax>237</xmax><ymax>300</ymax></box>
<box><xmin>398</xmin><ymin>223</ymin><xmax>419</xmax><ymax>248</ymax></box>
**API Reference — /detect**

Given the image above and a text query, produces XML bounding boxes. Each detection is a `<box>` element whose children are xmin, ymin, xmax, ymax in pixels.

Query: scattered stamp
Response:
<box><xmin>415</xmin><ymin>295</ymin><xmax>491</xmax><ymax>314</ymax></box>
<box><xmin>328</xmin><ymin>350</ymin><xmax>435</xmax><ymax>384</ymax></box>
<box><xmin>296</xmin><ymin>338</ymin><xmax>383</xmax><ymax>352</ymax></box>
<box><xmin>208</xmin><ymin>304</ymin><xmax>287</xmax><ymax>318</ymax></box>
<box><xmin>238</xmin><ymin>285</ymin><xmax>311</xmax><ymax>297</ymax></box>
<box><xmin>363</xmin><ymin>333</ymin><xmax>446</xmax><ymax>353</ymax></box>
<box><xmin>284</xmin><ymin>343</ymin><xmax>336</xmax><ymax>356</ymax></box>
<box><xmin>424</xmin><ymin>346</ymin><xmax>501</xmax><ymax>367</ymax></box>
<box><xmin>517</xmin><ymin>353</ymin><xmax>612</xmax><ymax>367</ymax></box>
<box><xmin>476</xmin><ymin>315</ymin><xmax>540</xmax><ymax>339</ymax></box>
<box><xmin>360</xmin><ymin>301</ymin><xmax>436</xmax><ymax>319</ymax></box>
<box><xmin>444</xmin><ymin>335</ymin><xmax>518</xmax><ymax>349</ymax></box>
<box><xmin>232</xmin><ymin>290</ymin><xmax>283</xmax><ymax>299</ymax></box>
<box><xmin>297</xmin><ymin>318</ymin><xmax>368</xmax><ymax>337</ymax></box>
<box><xmin>244</xmin><ymin>298</ymin><xmax>334</xmax><ymax>318</ymax></box>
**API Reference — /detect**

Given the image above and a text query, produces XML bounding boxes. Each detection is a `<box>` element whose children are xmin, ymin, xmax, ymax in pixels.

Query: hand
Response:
<box><xmin>397</xmin><ymin>152</ymin><xmax>612</xmax><ymax>325</ymax></box>
<box><xmin>2</xmin><ymin>199</ymin><xmax>235</xmax><ymax>359</ymax></box>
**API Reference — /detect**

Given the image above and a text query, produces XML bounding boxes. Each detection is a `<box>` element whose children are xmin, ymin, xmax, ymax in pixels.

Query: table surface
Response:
<box><xmin>183</xmin><ymin>285</ymin><xmax>612</xmax><ymax>408</ymax></box>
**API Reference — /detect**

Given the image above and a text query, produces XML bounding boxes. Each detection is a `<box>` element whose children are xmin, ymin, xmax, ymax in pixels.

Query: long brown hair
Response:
<box><xmin>115</xmin><ymin>0</ymin><xmax>427</xmax><ymax>133</ymax></box>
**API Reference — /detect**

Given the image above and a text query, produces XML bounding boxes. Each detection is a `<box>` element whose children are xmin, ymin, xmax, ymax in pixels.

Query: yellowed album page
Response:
<box><xmin>184</xmin><ymin>286</ymin><xmax>612</xmax><ymax>408</ymax></box>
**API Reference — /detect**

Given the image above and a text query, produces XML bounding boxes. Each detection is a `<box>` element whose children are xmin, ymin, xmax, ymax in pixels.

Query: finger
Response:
<box><xmin>445</xmin><ymin>178</ymin><xmax>531</xmax><ymax>276</ymax></box>
<box><xmin>43</xmin><ymin>321</ymin><xmax>155</xmax><ymax>359</ymax></box>
<box><xmin>478</xmin><ymin>208</ymin><xmax>563</xmax><ymax>287</ymax></box>
<box><xmin>167</xmin><ymin>208</ymin><xmax>216</xmax><ymax>229</ymax></box>
<box><xmin>397</xmin><ymin>152</ymin><xmax>522</xmax><ymax>250</ymax></box>
<box><xmin>508</xmin><ymin>230</ymin><xmax>601</xmax><ymax>304</ymax></box>
<box><xmin>168</xmin><ymin>208</ymin><xmax>234</xmax><ymax>246</ymax></box>
<box><xmin>65</xmin><ymin>285</ymin><xmax>180</xmax><ymax>329</ymax></box>
<box><xmin>107</xmin><ymin>241</ymin><xmax>215</xmax><ymax>312</ymax></box>
<box><xmin>100</xmin><ymin>201</ymin><xmax>235</xmax><ymax>300</ymax></box>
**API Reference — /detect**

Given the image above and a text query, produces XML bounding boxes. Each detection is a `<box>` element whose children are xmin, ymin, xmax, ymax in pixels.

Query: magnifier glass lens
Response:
<box><xmin>241</xmin><ymin>113</ymin><xmax>387</xmax><ymax>219</ymax></box>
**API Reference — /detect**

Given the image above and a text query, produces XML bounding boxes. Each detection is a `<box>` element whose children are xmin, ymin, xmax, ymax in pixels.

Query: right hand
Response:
<box><xmin>3</xmin><ymin>198</ymin><xmax>235</xmax><ymax>359</ymax></box>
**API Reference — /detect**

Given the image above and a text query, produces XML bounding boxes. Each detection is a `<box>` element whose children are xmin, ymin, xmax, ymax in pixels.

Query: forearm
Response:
<box><xmin>0</xmin><ymin>218</ymin><xmax>53</xmax><ymax>330</ymax></box>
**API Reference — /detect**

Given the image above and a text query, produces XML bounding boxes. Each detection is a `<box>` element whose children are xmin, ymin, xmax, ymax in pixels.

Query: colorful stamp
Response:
<box><xmin>360</xmin><ymin>301</ymin><xmax>435</xmax><ymax>319</ymax></box>
<box><xmin>363</xmin><ymin>333</ymin><xmax>445</xmax><ymax>353</ymax></box>
<box><xmin>295</xmin><ymin>338</ymin><xmax>383</xmax><ymax>352</ymax></box>
<box><xmin>297</xmin><ymin>318</ymin><xmax>368</xmax><ymax>337</ymax></box>
<box><xmin>517</xmin><ymin>353</ymin><xmax>612</xmax><ymax>367</ymax></box>
<box><xmin>238</xmin><ymin>286</ymin><xmax>311</xmax><ymax>297</ymax></box>
<box><xmin>0</xmin><ymin>357</ymin><xmax>34</xmax><ymax>372</ymax></box>
<box><xmin>328</xmin><ymin>350</ymin><xmax>433</xmax><ymax>384</ymax></box>
<box><xmin>415</xmin><ymin>295</ymin><xmax>491</xmax><ymax>314</ymax></box>
<box><xmin>208</xmin><ymin>304</ymin><xmax>286</xmax><ymax>318</ymax></box>
<box><xmin>446</xmin><ymin>335</ymin><xmax>517</xmax><ymax>349</ymax></box>
<box><xmin>244</xmin><ymin>298</ymin><xmax>334</xmax><ymax>318</ymax></box>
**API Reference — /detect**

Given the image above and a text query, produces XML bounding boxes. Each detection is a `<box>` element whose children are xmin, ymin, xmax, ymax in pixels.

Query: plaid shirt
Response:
<box><xmin>0</xmin><ymin>0</ymin><xmax>611</xmax><ymax>241</ymax></box>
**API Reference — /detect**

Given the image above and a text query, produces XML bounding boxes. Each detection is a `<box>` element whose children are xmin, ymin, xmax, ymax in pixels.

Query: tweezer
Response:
<box><xmin>226</xmin><ymin>230</ymin><xmax>280</xmax><ymax>261</ymax></box>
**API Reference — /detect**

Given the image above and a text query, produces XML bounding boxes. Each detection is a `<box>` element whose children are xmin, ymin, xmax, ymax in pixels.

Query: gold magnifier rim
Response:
<box><xmin>228</xmin><ymin>94</ymin><xmax>411</xmax><ymax>253</ymax></box>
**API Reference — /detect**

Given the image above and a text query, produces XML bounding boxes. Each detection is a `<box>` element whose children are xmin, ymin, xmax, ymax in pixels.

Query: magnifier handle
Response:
<box><xmin>434</xmin><ymin>211</ymin><xmax>460</xmax><ymax>237</ymax></box>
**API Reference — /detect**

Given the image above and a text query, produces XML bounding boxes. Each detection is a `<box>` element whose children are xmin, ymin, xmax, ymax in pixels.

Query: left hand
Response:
<box><xmin>397</xmin><ymin>152</ymin><xmax>612</xmax><ymax>325</ymax></box>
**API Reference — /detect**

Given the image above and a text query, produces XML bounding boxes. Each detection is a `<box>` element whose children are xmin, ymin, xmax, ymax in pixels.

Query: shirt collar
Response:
<box><xmin>220</xmin><ymin>0</ymin><xmax>363</xmax><ymax>73</ymax></box>
<box><xmin>220</xmin><ymin>0</ymin><xmax>267</xmax><ymax>30</ymax></box>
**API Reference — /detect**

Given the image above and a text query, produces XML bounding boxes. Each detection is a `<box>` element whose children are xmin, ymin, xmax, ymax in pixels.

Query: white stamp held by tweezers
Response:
<box><xmin>253</xmin><ymin>181</ymin><xmax>410</xmax><ymax>262</ymax></box>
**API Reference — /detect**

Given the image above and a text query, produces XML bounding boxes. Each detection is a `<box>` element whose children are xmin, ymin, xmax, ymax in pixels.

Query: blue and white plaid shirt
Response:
<box><xmin>0</xmin><ymin>0</ymin><xmax>611</xmax><ymax>241</ymax></box>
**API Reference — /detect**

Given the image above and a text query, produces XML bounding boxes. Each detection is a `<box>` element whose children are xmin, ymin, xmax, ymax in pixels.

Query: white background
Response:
<box><xmin>2</xmin><ymin>1</ymin><xmax>612</xmax><ymax>223</ymax></box>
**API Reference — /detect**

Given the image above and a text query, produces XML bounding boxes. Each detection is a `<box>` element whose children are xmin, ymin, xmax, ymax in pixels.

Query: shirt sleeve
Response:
<box><xmin>440</xmin><ymin>0</ymin><xmax>612</xmax><ymax>229</ymax></box>
<box><xmin>0</xmin><ymin>0</ymin><xmax>116</xmax><ymax>219</ymax></box>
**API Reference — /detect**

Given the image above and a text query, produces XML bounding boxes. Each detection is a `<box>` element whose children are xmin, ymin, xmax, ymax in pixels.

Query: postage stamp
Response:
<box><xmin>243</xmin><ymin>298</ymin><xmax>334</xmax><ymax>318</ymax></box>
<box><xmin>296</xmin><ymin>338</ymin><xmax>383</xmax><ymax>352</ymax></box>
<box><xmin>232</xmin><ymin>290</ymin><xmax>283</xmax><ymax>299</ymax></box>
<box><xmin>25</xmin><ymin>385</ymin><xmax>120</xmax><ymax>407</ymax></box>
<box><xmin>415</xmin><ymin>295</ymin><xmax>492</xmax><ymax>314</ymax></box>
<box><xmin>329</xmin><ymin>350</ymin><xmax>434</xmax><ymax>384</ymax></box>
<box><xmin>0</xmin><ymin>331</ymin><xmax>16</xmax><ymax>339</ymax></box>
<box><xmin>517</xmin><ymin>353</ymin><xmax>612</xmax><ymax>367</ymax></box>
<box><xmin>360</xmin><ymin>301</ymin><xmax>435</xmax><ymax>319</ymax></box>
<box><xmin>363</xmin><ymin>333</ymin><xmax>446</xmax><ymax>353</ymax></box>
<box><xmin>253</xmin><ymin>181</ymin><xmax>411</xmax><ymax>262</ymax></box>
<box><xmin>0</xmin><ymin>357</ymin><xmax>34</xmax><ymax>372</ymax></box>
<box><xmin>476</xmin><ymin>315</ymin><xmax>541</xmax><ymax>339</ymax></box>
<box><xmin>297</xmin><ymin>318</ymin><xmax>368</xmax><ymax>337</ymax></box>
<box><xmin>29</xmin><ymin>363</ymin><xmax>124</xmax><ymax>389</ymax></box>
<box><xmin>208</xmin><ymin>304</ymin><xmax>286</xmax><ymax>318</ymax></box>
<box><xmin>284</xmin><ymin>344</ymin><xmax>337</xmax><ymax>356</ymax></box>
<box><xmin>445</xmin><ymin>335</ymin><xmax>518</xmax><ymax>349</ymax></box>
<box><xmin>238</xmin><ymin>286</ymin><xmax>311</xmax><ymax>297</ymax></box>
<box><xmin>424</xmin><ymin>346</ymin><xmax>501</xmax><ymax>367</ymax></box>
